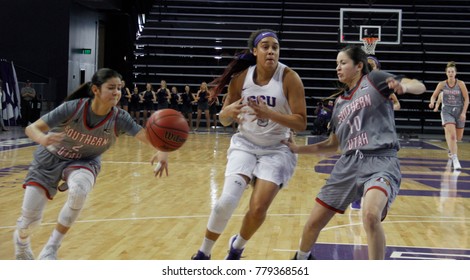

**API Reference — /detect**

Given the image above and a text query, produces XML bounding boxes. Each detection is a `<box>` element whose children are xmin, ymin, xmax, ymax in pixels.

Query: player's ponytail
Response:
<box><xmin>65</xmin><ymin>68</ymin><xmax>122</xmax><ymax>102</ymax></box>
<box><xmin>210</xmin><ymin>29</ymin><xmax>278</xmax><ymax>98</ymax></box>
<box><xmin>210</xmin><ymin>51</ymin><xmax>255</xmax><ymax>98</ymax></box>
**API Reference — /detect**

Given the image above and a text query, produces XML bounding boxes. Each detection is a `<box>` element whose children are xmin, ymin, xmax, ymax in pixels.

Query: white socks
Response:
<box><xmin>232</xmin><ymin>235</ymin><xmax>247</xmax><ymax>250</ymax></box>
<box><xmin>200</xmin><ymin>237</ymin><xmax>216</xmax><ymax>256</ymax></box>
<box><xmin>46</xmin><ymin>229</ymin><xmax>65</xmax><ymax>247</ymax></box>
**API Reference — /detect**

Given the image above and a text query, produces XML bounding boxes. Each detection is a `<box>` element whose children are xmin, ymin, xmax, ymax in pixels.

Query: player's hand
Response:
<box><xmin>428</xmin><ymin>102</ymin><xmax>435</xmax><ymax>109</ymax></box>
<box><xmin>460</xmin><ymin>113</ymin><xmax>466</xmax><ymax>122</ymax></box>
<box><xmin>224</xmin><ymin>98</ymin><xmax>246</xmax><ymax>123</ymax></box>
<box><xmin>247</xmin><ymin>96</ymin><xmax>271</xmax><ymax>121</ymax></box>
<box><xmin>281</xmin><ymin>131</ymin><xmax>299</xmax><ymax>153</ymax></box>
<box><xmin>151</xmin><ymin>151</ymin><xmax>169</xmax><ymax>177</ymax></box>
<box><xmin>386</xmin><ymin>78</ymin><xmax>406</xmax><ymax>95</ymax></box>
<box><xmin>42</xmin><ymin>132</ymin><xmax>65</xmax><ymax>147</ymax></box>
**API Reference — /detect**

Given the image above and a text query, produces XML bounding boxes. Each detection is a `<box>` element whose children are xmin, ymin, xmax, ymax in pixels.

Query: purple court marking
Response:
<box><xmin>398</xmin><ymin>140</ymin><xmax>444</xmax><ymax>150</ymax></box>
<box><xmin>311</xmin><ymin>243</ymin><xmax>470</xmax><ymax>260</ymax></box>
<box><xmin>307</xmin><ymin>136</ymin><xmax>446</xmax><ymax>150</ymax></box>
<box><xmin>0</xmin><ymin>137</ymin><xmax>37</xmax><ymax>151</ymax></box>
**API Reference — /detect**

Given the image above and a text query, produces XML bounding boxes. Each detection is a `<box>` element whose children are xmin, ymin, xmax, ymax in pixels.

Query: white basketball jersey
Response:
<box><xmin>238</xmin><ymin>62</ymin><xmax>292</xmax><ymax>146</ymax></box>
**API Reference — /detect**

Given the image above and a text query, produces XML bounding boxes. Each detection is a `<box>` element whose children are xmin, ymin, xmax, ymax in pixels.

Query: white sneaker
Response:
<box><xmin>452</xmin><ymin>155</ymin><xmax>462</xmax><ymax>170</ymax></box>
<box><xmin>14</xmin><ymin>230</ymin><xmax>34</xmax><ymax>260</ymax></box>
<box><xmin>38</xmin><ymin>244</ymin><xmax>59</xmax><ymax>260</ymax></box>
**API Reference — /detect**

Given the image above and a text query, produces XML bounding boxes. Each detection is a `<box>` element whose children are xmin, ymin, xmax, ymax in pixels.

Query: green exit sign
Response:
<box><xmin>81</xmin><ymin>48</ymin><xmax>92</xmax><ymax>55</ymax></box>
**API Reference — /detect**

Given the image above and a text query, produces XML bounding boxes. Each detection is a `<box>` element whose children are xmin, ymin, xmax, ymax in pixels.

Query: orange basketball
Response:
<box><xmin>146</xmin><ymin>109</ymin><xmax>189</xmax><ymax>152</ymax></box>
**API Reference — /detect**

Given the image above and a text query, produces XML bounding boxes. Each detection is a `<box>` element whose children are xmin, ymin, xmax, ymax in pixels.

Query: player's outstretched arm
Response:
<box><xmin>135</xmin><ymin>128</ymin><xmax>169</xmax><ymax>177</ymax></box>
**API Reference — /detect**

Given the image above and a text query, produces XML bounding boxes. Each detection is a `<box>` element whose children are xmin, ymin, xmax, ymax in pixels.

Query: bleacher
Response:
<box><xmin>132</xmin><ymin>0</ymin><xmax>470</xmax><ymax>135</ymax></box>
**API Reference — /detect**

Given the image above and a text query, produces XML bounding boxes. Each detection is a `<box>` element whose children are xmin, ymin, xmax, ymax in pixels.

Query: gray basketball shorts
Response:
<box><xmin>225</xmin><ymin>133</ymin><xmax>297</xmax><ymax>188</ymax></box>
<box><xmin>441</xmin><ymin>105</ymin><xmax>465</xmax><ymax>128</ymax></box>
<box><xmin>23</xmin><ymin>147</ymin><xmax>101</xmax><ymax>199</ymax></box>
<box><xmin>316</xmin><ymin>153</ymin><xmax>401</xmax><ymax>215</ymax></box>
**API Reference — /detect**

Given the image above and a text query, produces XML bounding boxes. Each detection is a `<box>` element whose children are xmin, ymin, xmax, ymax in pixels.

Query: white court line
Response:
<box><xmin>1</xmin><ymin>213</ymin><xmax>468</xmax><ymax>230</ymax></box>
<box><xmin>390</xmin><ymin>251</ymin><xmax>470</xmax><ymax>259</ymax></box>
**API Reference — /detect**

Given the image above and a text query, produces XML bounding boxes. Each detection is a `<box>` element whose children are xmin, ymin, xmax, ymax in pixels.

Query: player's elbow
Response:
<box><xmin>293</xmin><ymin>115</ymin><xmax>307</xmax><ymax>132</ymax></box>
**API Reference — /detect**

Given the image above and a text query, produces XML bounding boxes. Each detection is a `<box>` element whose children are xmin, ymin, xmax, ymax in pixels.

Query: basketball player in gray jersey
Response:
<box><xmin>429</xmin><ymin>61</ymin><xmax>469</xmax><ymax>170</ymax></box>
<box><xmin>284</xmin><ymin>45</ymin><xmax>426</xmax><ymax>260</ymax></box>
<box><xmin>13</xmin><ymin>68</ymin><xmax>169</xmax><ymax>260</ymax></box>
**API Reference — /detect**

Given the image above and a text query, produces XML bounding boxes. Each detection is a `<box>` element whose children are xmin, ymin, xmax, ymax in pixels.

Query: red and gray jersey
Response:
<box><xmin>331</xmin><ymin>71</ymin><xmax>400</xmax><ymax>154</ymax></box>
<box><xmin>442</xmin><ymin>80</ymin><xmax>464</xmax><ymax>107</ymax></box>
<box><xmin>42</xmin><ymin>98</ymin><xmax>142</xmax><ymax>160</ymax></box>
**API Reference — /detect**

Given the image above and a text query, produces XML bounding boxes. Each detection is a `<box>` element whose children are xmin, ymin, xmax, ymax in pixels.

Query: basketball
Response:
<box><xmin>146</xmin><ymin>109</ymin><xmax>189</xmax><ymax>152</ymax></box>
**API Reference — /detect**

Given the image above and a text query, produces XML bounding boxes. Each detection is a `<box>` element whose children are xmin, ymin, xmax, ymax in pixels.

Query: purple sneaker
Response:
<box><xmin>191</xmin><ymin>250</ymin><xmax>210</xmax><ymax>260</ymax></box>
<box><xmin>224</xmin><ymin>235</ymin><xmax>244</xmax><ymax>260</ymax></box>
<box><xmin>350</xmin><ymin>199</ymin><xmax>361</xmax><ymax>210</ymax></box>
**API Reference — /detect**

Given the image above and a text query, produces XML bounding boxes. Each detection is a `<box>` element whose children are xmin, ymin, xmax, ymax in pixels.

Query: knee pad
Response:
<box><xmin>207</xmin><ymin>174</ymin><xmax>247</xmax><ymax>234</ymax></box>
<box><xmin>66</xmin><ymin>169</ymin><xmax>95</xmax><ymax>210</ymax></box>
<box><xmin>58</xmin><ymin>170</ymin><xmax>94</xmax><ymax>227</ymax></box>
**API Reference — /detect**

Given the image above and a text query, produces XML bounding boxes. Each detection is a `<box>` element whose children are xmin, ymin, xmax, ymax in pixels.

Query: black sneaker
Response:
<box><xmin>291</xmin><ymin>252</ymin><xmax>315</xmax><ymax>260</ymax></box>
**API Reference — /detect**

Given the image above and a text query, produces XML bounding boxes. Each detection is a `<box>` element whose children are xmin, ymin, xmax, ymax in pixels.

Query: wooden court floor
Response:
<box><xmin>1</xmin><ymin>127</ymin><xmax>469</xmax><ymax>260</ymax></box>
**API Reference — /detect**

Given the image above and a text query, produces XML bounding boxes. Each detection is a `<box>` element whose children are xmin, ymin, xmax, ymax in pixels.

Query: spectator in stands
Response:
<box><xmin>194</xmin><ymin>81</ymin><xmax>211</xmax><ymax>131</ymax></box>
<box><xmin>169</xmin><ymin>86</ymin><xmax>181</xmax><ymax>111</ymax></box>
<box><xmin>285</xmin><ymin>45</ymin><xmax>425</xmax><ymax>260</ymax></box>
<box><xmin>129</xmin><ymin>86</ymin><xmax>142</xmax><ymax>125</ymax></box>
<box><xmin>180</xmin><ymin>85</ymin><xmax>195</xmax><ymax>130</ymax></box>
<box><xmin>208</xmin><ymin>95</ymin><xmax>220</xmax><ymax>131</ymax></box>
<box><xmin>191</xmin><ymin>29</ymin><xmax>306</xmax><ymax>260</ymax></box>
<box><xmin>311</xmin><ymin>99</ymin><xmax>333</xmax><ymax>135</ymax></box>
<box><xmin>142</xmin><ymin>83</ymin><xmax>156</xmax><ymax>126</ymax></box>
<box><xmin>429</xmin><ymin>61</ymin><xmax>469</xmax><ymax>170</ymax></box>
<box><xmin>156</xmin><ymin>80</ymin><xmax>170</xmax><ymax>111</ymax></box>
<box><xmin>118</xmin><ymin>80</ymin><xmax>131</xmax><ymax>113</ymax></box>
<box><xmin>20</xmin><ymin>80</ymin><xmax>36</xmax><ymax>127</ymax></box>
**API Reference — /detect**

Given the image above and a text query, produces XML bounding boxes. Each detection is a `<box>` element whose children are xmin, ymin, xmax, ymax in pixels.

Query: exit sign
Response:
<box><xmin>81</xmin><ymin>48</ymin><xmax>92</xmax><ymax>55</ymax></box>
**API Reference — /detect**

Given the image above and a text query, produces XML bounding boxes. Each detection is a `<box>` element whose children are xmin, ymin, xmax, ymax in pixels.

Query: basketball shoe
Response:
<box><xmin>191</xmin><ymin>250</ymin><xmax>211</xmax><ymax>260</ymax></box>
<box><xmin>14</xmin><ymin>230</ymin><xmax>34</xmax><ymax>260</ymax></box>
<box><xmin>451</xmin><ymin>154</ymin><xmax>461</xmax><ymax>170</ymax></box>
<box><xmin>350</xmin><ymin>198</ymin><xmax>361</xmax><ymax>210</ymax></box>
<box><xmin>291</xmin><ymin>252</ymin><xmax>315</xmax><ymax>260</ymax></box>
<box><xmin>224</xmin><ymin>235</ymin><xmax>244</xmax><ymax>260</ymax></box>
<box><xmin>38</xmin><ymin>244</ymin><xmax>59</xmax><ymax>260</ymax></box>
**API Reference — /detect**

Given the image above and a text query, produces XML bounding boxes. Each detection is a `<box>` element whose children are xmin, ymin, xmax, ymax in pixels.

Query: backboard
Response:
<box><xmin>339</xmin><ymin>8</ymin><xmax>402</xmax><ymax>45</ymax></box>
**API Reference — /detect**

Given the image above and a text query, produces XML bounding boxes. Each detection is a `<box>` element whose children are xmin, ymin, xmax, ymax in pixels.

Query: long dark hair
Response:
<box><xmin>65</xmin><ymin>68</ymin><xmax>122</xmax><ymax>101</ymax></box>
<box><xmin>210</xmin><ymin>29</ymin><xmax>278</xmax><ymax>97</ymax></box>
<box><xmin>327</xmin><ymin>45</ymin><xmax>370</xmax><ymax>100</ymax></box>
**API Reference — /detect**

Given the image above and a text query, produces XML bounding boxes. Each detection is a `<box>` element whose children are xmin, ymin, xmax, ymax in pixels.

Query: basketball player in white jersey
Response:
<box><xmin>285</xmin><ymin>45</ymin><xmax>426</xmax><ymax>260</ymax></box>
<box><xmin>191</xmin><ymin>29</ymin><xmax>307</xmax><ymax>260</ymax></box>
<box><xmin>13</xmin><ymin>68</ymin><xmax>169</xmax><ymax>260</ymax></box>
<box><xmin>429</xmin><ymin>61</ymin><xmax>469</xmax><ymax>170</ymax></box>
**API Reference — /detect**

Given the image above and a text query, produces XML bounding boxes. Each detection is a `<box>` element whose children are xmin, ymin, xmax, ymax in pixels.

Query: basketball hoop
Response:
<box><xmin>362</xmin><ymin>37</ymin><xmax>379</xmax><ymax>55</ymax></box>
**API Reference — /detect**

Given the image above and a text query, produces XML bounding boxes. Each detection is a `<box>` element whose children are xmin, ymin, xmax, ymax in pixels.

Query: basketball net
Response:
<box><xmin>362</xmin><ymin>37</ymin><xmax>379</xmax><ymax>55</ymax></box>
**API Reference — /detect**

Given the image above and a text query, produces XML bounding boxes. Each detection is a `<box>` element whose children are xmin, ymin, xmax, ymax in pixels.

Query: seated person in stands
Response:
<box><xmin>311</xmin><ymin>99</ymin><xmax>334</xmax><ymax>135</ymax></box>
